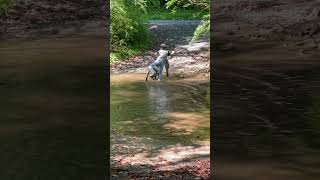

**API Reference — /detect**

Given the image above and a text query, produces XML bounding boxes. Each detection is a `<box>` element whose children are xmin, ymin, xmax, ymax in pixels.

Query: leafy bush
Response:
<box><xmin>0</xmin><ymin>0</ymin><xmax>10</xmax><ymax>14</ymax></box>
<box><xmin>192</xmin><ymin>14</ymin><xmax>210</xmax><ymax>41</ymax></box>
<box><xmin>145</xmin><ymin>0</ymin><xmax>160</xmax><ymax>9</ymax></box>
<box><xmin>110</xmin><ymin>0</ymin><xmax>151</xmax><ymax>62</ymax></box>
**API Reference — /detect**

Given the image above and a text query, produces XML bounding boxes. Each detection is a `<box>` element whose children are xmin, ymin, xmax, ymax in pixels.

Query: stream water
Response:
<box><xmin>213</xmin><ymin>39</ymin><xmax>320</xmax><ymax>180</ymax></box>
<box><xmin>111</xmin><ymin>73</ymin><xmax>210</xmax><ymax>148</ymax></box>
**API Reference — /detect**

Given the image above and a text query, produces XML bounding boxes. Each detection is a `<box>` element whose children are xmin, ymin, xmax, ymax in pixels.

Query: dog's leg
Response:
<box><xmin>146</xmin><ymin>71</ymin><xmax>151</xmax><ymax>81</ymax></box>
<box><xmin>165</xmin><ymin>60</ymin><xmax>169</xmax><ymax>77</ymax></box>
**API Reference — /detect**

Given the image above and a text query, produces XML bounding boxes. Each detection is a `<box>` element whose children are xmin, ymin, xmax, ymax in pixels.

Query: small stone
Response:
<box><xmin>295</xmin><ymin>41</ymin><xmax>304</xmax><ymax>46</ymax></box>
<box><xmin>51</xmin><ymin>28</ymin><xmax>59</xmax><ymax>34</ymax></box>
<box><xmin>304</xmin><ymin>39</ymin><xmax>318</xmax><ymax>49</ymax></box>
<box><xmin>298</xmin><ymin>49</ymin><xmax>305</xmax><ymax>55</ymax></box>
<box><xmin>222</xmin><ymin>42</ymin><xmax>234</xmax><ymax>50</ymax></box>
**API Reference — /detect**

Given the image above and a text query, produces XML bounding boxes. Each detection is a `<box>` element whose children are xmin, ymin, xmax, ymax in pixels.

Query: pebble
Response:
<box><xmin>298</xmin><ymin>49</ymin><xmax>305</xmax><ymax>55</ymax></box>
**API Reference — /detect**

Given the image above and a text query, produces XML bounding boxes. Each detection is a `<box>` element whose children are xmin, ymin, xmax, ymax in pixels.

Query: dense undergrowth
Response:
<box><xmin>110</xmin><ymin>0</ymin><xmax>151</xmax><ymax>63</ymax></box>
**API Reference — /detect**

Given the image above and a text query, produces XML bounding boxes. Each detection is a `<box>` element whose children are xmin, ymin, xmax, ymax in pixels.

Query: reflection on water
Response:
<box><xmin>147</xmin><ymin>82</ymin><xmax>170</xmax><ymax>115</ymax></box>
<box><xmin>213</xmin><ymin>39</ymin><xmax>320</xmax><ymax>179</ymax></box>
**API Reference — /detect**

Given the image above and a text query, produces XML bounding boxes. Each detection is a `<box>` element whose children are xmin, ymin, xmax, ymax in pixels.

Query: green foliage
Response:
<box><xmin>145</xmin><ymin>0</ymin><xmax>160</xmax><ymax>9</ymax></box>
<box><xmin>192</xmin><ymin>14</ymin><xmax>210</xmax><ymax>41</ymax></box>
<box><xmin>143</xmin><ymin>8</ymin><xmax>207</xmax><ymax>20</ymax></box>
<box><xmin>166</xmin><ymin>0</ymin><xmax>210</xmax><ymax>40</ymax></box>
<box><xmin>124</xmin><ymin>0</ymin><xmax>147</xmax><ymax>13</ymax></box>
<box><xmin>166</xmin><ymin>0</ymin><xmax>209</xmax><ymax>10</ymax></box>
<box><xmin>110</xmin><ymin>0</ymin><xmax>150</xmax><ymax>62</ymax></box>
<box><xmin>0</xmin><ymin>0</ymin><xmax>10</xmax><ymax>14</ymax></box>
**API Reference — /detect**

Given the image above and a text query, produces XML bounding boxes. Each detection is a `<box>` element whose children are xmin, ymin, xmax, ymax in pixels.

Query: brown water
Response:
<box><xmin>0</xmin><ymin>36</ymin><xmax>107</xmax><ymax>179</ymax></box>
<box><xmin>213</xmin><ymin>39</ymin><xmax>320</xmax><ymax>180</ymax></box>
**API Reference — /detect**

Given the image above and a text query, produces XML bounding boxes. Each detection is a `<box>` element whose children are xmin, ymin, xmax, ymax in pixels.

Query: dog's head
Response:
<box><xmin>168</xmin><ymin>50</ymin><xmax>175</xmax><ymax>56</ymax></box>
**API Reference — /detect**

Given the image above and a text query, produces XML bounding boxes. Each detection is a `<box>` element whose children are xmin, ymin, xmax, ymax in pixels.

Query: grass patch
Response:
<box><xmin>143</xmin><ymin>8</ymin><xmax>207</xmax><ymax>20</ymax></box>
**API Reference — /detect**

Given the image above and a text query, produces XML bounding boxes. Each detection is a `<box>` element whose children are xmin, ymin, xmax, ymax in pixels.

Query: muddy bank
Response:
<box><xmin>213</xmin><ymin>0</ymin><xmax>320</xmax><ymax>51</ymax></box>
<box><xmin>0</xmin><ymin>0</ymin><xmax>107</xmax><ymax>39</ymax></box>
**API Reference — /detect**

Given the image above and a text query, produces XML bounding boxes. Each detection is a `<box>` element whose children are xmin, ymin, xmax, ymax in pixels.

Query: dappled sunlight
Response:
<box><xmin>163</xmin><ymin>112</ymin><xmax>209</xmax><ymax>134</ymax></box>
<box><xmin>156</xmin><ymin>144</ymin><xmax>209</xmax><ymax>163</ymax></box>
<box><xmin>148</xmin><ymin>25</ymin><xmax>159</xmax><ymax>30</ymax></box>
<box><xmin>111</xmin><ymin>138</ymin><xmax>210</xmax><ymax>179</ymax></box>
<box><xmin>111</xmin><ymin>73</ymin><xmax>147</xmax><ymax>85</ymax></box>
<box><xmin>193</xmin><ymin>139</ymin><xmax>210</xmax><ymax>146</ymax></box>
<box><xmin>112</xmin><ymin>143</ymin><xmax>209</xmax><ymax>168</ymax></box>
<box><xmin>178</xmin><ymin>41</ymin><xmax>210</xmax><ymax>52</ymax></box>
<box><xmin>112</xmin><ymin>90</ymin><xmax>143</xmax><ymax>99</ymax></box>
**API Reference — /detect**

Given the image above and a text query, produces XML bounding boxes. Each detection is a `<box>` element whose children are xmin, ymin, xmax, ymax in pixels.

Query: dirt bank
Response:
<box><xmin>213</xmin><ymin>0</ymin><xmax>320</xmax><ymax>51</ymax></box>
<box><xmin>0</xmin><ymin>0</ymin><xmax>106</xmax><ymax>39</ymax></box>
<box><xmin>111</xmin><ymin>132</ymin><xmax>210</xmax><ymax>180</ymax></box>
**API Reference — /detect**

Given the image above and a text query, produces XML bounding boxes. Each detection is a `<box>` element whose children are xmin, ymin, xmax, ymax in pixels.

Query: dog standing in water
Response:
<box><xmin>147</xmin><ymin>44</ymin><xmax>173</xmax><ymax>81</ymax></box>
